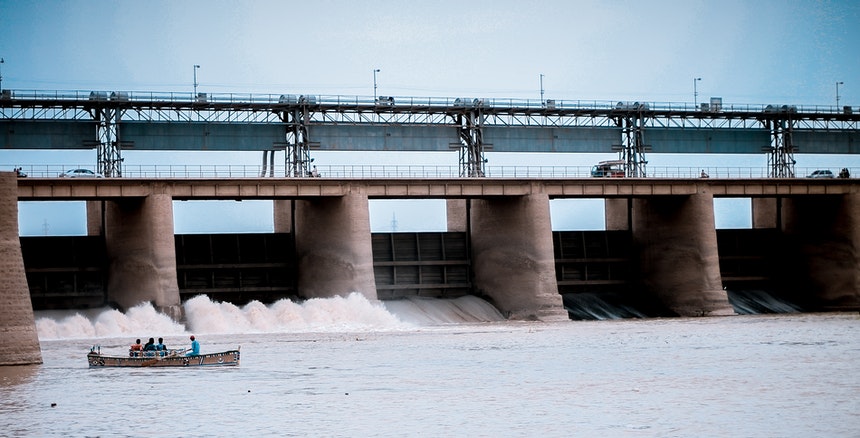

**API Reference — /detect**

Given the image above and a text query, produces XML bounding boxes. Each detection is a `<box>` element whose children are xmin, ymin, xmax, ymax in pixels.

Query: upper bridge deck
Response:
<box><xmin>2</xmin><ymin>90</ymin><xmax>858</xmax><ymax>154</ymax></box>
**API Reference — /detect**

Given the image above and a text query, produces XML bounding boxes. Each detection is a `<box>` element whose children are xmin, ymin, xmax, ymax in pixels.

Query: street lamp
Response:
<box><xmin>836</xmin><ymin>81</ymin><xmax>844</xmax><ymax>108</ymax></box>
<box><xmin>373</xmin><ymin>68</ymin><xmax>380</xmax><ymax>100</ymax></box>
<box><xmin>193</xmin><ymin>64</ymin><xmax>200</xmax><ymax>97</ymax></box>
<box><xmin>540</xmin><ymin>73</ymin><xmax>545</xmax><ymax>104</ymax></box>
<box><xmin>0</xmin><ymin>58</ymin><xmax>4</xmax><ymax>92</ymax></box>
<box><xmin>693</xmin><ymin>77</ymin><xmax>702</xmax><ymax>107</ymax></box>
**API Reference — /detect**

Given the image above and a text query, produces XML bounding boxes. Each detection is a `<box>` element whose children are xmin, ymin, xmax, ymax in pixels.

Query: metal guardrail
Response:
<box><xmin>7</xmin><ymin>164</ymin><xmax>857</xmax><ymax>180</ymax></box>
<box><xmin>1</xmin><ymin>89</ymin><xmax>854</xmax><ymax>114</ymax></box>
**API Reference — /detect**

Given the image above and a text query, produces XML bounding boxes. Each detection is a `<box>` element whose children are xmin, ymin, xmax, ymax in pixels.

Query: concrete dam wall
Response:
<box><xmin>19</xmin><ymin>228</ymin><xmax>846</xmax><ymax>317</ymax></box>
<box><xmin>4</xmin><ymin>175</ymin><xmax>860</xmax><ymax>365</ymax></box>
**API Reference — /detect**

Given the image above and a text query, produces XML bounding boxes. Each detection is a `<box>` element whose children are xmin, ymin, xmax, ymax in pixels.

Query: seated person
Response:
<box><xmin>142</xmin><ymin>338</ymin><xmax>157</xmax><ymax>355</ymax></box>
<box><xmin>129</xmin><ymin>339</ymin><xmax>143</xmax><ymax>357</ymax></box>
<box><xmin>155</xmin><ymin>338</ymin><xmax>167</xmax><ymax>356</ymax></box>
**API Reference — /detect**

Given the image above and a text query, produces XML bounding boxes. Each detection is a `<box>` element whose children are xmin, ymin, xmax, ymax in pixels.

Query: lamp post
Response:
<box><xmin>693</xmin><ymin>77</ymin><xmax>701</xmax><ymax>107</ymax></box>
<box><xmin>0</xmin><ymin>58</ymin><xmax>4</xmax><ymax>92</ymax></box>
<box><xmin>373</xmin><ymin>68</ymin><xmax>380</xmax><ymax>100</ymax></box>
<box><xmin>540</xmin><ymin>73</ymin><xmax>545</xmax><ymax>105</ymax></box>
<box><xmin>193</xmin><ymin>64</ymin><xmax>200</xmax><ymax>97</ymax></box>
<box><xmin>836</xmin><ymin>81</ymin><xmax>844</xmax><ymax>108</ymax></box>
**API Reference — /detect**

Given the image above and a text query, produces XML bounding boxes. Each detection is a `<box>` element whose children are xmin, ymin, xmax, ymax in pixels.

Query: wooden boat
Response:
<box><xmin>87</xmin><ymin>346</ymin><xmax>240</xmax><ymax>368</ymax></box>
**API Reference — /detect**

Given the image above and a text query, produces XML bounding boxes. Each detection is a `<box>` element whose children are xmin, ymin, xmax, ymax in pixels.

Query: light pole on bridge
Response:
<box><xmin>0</xmin><ymin>58</ymin><xmax>4</xmax><ymax>92</ymax></box>
<box><xmin>540</xmin><ymin>73</ymin><xmax>545</xmax><ymax>105</ymax></box>
<box><xmin>373</xmin><ymin>68</ymin><xmax>380</xmax><ymax>100</ymax></box>
<box><xmin>836</xmin><ymin>81</ymin><xmax>844</xmax><ymax>108</ymax></box>
<box><xmin>193</xmin><ymin>64</ymin><xmax>200</xmax><ymax>97</ymax></box>
<box><xmin>693</xmin><ymin>77</ymin><xmax>701</xmax><ymax>108</ymax></box>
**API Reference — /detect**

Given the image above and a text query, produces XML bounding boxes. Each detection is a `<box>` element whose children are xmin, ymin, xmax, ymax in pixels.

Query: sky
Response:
<box><xmin>2</xmin><ymin>0</ymin><xmax>859</xmax><ymax>235</ymax></box>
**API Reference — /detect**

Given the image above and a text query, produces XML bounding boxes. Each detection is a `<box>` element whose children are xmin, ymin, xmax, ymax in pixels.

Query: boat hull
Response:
<box><xmin>87</xmin><ymin>350</ymin><xmax>240</xmax><ymax>368</ymax></box>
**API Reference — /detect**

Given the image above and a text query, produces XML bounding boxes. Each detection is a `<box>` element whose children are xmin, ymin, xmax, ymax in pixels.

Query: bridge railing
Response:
<box><xmin>7</xmin><ymin>164</ymin><xmax>857</xmax><ymax>179</ymax></box>
<box><xmin>2</xmin><ymin>89</ymin><xmax>853</xmax><ymax>114</ymax></box>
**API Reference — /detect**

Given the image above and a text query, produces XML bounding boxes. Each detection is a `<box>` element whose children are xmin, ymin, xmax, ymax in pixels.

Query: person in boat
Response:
<box><xmin>156</xmin><ymin>337</ymin><xmax>167</xmax><ymax>353</ymax></box>
<box><xmin>142</xmin><ymin>338</ymin><xmax>157</xmax><ymax>356</ymax></box>
<box><xmin>130</xmin><ymin>339</ymin><xmax>143</xmax><ymax>357</ymax></box>
<box><xmin>186</xmin><ymin>335</ymin><xmax>200</xmax><ymax>356</ymax></box>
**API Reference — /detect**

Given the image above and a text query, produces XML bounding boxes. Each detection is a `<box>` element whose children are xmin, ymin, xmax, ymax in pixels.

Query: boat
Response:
<box><xmin>87</xmin><ymin>346</ymin><xmax>240</xmax><ymax>368</ymax></box>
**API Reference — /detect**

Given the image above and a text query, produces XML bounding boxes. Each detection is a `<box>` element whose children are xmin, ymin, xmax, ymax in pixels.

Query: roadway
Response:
<box><xmin>15</xmin><ymin>175</ymin><xmax>858</xmax><ymax>201</ymax></box>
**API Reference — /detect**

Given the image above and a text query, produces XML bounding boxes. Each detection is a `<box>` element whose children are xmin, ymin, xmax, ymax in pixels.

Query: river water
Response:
<box><xmin>1</xmin><ymin>295</ymin><xmax>858</xmax><ymax>437</ymax></box>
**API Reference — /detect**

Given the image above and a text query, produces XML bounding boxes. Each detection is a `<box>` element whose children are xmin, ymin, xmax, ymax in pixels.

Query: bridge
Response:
<box><xmin>3</xmin><ymin>90</ymin><xmax>859</xmax><ymax>365</ymax></box>
<box><xmin>3</xmin><ymin>173</ymin><xmax>859</xmax><ymax>365</ymax></box>
<box><xmin>2</xmin><ymin>90</ymin><xmax>858</xmax><ymax>181</ymax></box>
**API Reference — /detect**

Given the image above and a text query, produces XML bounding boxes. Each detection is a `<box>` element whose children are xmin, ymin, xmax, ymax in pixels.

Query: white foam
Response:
<box><xmin>382</xmin><ymin>295</ymin><xmax>505</xmax><ymax>325</ymax></box>
<box><xmin>182</xmin><ymin>292</ymin><xmax>410</xmax><ymax>334</ymax></box>
<box><xmin>35</xmin><ymin>302</ymin><xmax>187</xmax><ymax>340</ymax></box>
<box><xmin>34</xmin><ymin>293</ymin><xmax>505</xmax><ymax>340</ymax></box>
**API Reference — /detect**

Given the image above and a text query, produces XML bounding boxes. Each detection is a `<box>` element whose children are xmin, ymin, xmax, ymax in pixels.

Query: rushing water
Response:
<box><xmin>2</xmin><ymin>295</ymin><xmax>858</xmax><ymax>437</ymax></box>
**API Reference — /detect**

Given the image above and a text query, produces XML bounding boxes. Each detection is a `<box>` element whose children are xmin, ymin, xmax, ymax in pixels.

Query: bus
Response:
<box><xmin>590</xmin><ymin>160</ymin><xmax>626</xmax><ymax>178</ymax></box>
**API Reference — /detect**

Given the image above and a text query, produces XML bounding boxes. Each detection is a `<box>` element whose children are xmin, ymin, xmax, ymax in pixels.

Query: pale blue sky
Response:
<box><xmin>2</xmin><ymin>0</ymin><xmax>858</xmax><ymax>234</ymax></box>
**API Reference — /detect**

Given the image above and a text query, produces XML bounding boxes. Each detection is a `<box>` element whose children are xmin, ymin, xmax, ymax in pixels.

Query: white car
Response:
<box><xmin>59</xmin><ymin>168</ymin><xmax>104</xmax><ymax>178</ymax></box>
<box><xmin>807</xmin><ymin>169</ymin><xmax>834</xmax><ymax>179</ymax></box>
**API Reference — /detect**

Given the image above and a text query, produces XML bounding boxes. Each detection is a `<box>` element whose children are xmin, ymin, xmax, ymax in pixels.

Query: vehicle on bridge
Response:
<box><xmin>807</xmin><ymin>169</ymin><xmax>835</xmax><ymax>179</ymax></box>
<box><xmin>591</xmin><ymin>160</ymin><xmax>626</xmax><ymax>178</ymax></box>
<box><xmin>59</xmin><ymin>168</ymin><xmax>103</xmax><ymax>178</ymax></box>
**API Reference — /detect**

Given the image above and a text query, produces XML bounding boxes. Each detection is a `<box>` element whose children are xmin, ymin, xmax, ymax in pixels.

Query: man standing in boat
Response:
<box><xmin>186</xmin><ymin>335</ymin><xmax>200</xmax><ymax>356</ymax></box>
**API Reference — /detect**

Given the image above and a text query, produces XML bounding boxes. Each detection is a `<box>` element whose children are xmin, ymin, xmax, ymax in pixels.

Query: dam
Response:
<box><xmin>2</xmin><ymin>90</ymin><xmax>858</xmax><ymax>365</ymax></box>
<box><xmin>3</xmin><ymin>173</ymin><xmax>860</xmax><ymax>365</ymax></box>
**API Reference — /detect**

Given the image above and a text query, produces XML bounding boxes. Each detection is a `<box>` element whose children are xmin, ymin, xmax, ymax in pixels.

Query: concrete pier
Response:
<box><xmin>0</xmin><ymin>172</ymin><xmax>42</xmax><ymax>365</ymax></box>
<box><xmin>104</xmin><ymin>194</ymin><xmax>182</xmax><ymax>319</ymax></box>
<box><xmin>294</xmin><ymin>189</ymin><xmax>378</xmax><ymax>300</ymax></box>
<box><xmin>86</xmin><ymin>200</ymin><xmax>104</xmax><ymax>236</ymax></box>
<box><xmin>604</xmin><ymin>198</ymin><xmax>630</xmax><ymax>230</ymax></box>
<box><xmin>273</xmin><ymin>199</ymin><xmax>293</xmax><ymax>233</ymax></box>
<box><xmin>751</xmin><ymin>198</ymin><xmax>779</xmax><ymax>229</ymax></box>
<box><xmin>470</xmin><ymin>193</ymin><xmax>568</xmax><ymax>321</ymax></box>
<box><xmin>632</xmin><ymin>189</ymin><xmax>735</xmax><ymax>316</ymax></box>
<box><xmin>781</xmin><ymin>194</ymin><xmax>860</xmax><ymax>309</ymax></box>
<box><xmin>446</xmin><ymin>199</ymin><xmax>468</xmax><ymax>232</ymax></box>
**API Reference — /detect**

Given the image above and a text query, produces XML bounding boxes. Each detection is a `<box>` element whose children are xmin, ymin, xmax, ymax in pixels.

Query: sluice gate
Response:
<box><xmin>174</xmin><ymin>233</ymin><xmax>295</xmax><ymax>304</ymax></box>
<box><xmin>21</xmin><ymin>230</ymin><xmax>785</xmax><ymax>313</ymax></box>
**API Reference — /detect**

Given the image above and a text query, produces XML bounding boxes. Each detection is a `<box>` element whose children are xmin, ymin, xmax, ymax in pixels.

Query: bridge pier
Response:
<box><xmin>86</xmin><ymin>200</ymin><xmax>104</xmax><ymax>236</ymax></box>
<box><xmin>0</xmin><ymin>173</ymin><xmax>42</xmax><ymax>365</ymax></box>
<box><xmin>632</xmin><ymin>189</ymin><xmax>735</xmax><ymax>316</ymax></box>
<box><xmin>470</xmin><ymin>193</ymin><xmax>568</xmax><ymax>321</ymax></box>
<box><xmin>446</xmin><ymin>199</ymin><xmax>468</xmax><ymax>232</ymax></box>
<box><xmin>751</xmin><ymin>198</ymin><xmax>779</xmax><ymax>229</ymax></box>
<box><xmin>604</xmin><ymin>198</ymin><xmax>630</xmax><ymax>230</ymax></box>
<box><xmin>104</xmin><ymin>194</ymin><xmax>182</xmax><ymax>319</ymax></box>
<box><xmin>294</xmin><ymin>190</ymin><xmax>377</xmax><ymax>300</ymax></box>
<box><xmin>780</xmin><ymin>194</ymin><xmax>860</xmax><ymax>310</ymax></box>
<box><xmin>273</xmin><ymin>199</ymin><xmax>293</xmax><ymax>233</ymax></box>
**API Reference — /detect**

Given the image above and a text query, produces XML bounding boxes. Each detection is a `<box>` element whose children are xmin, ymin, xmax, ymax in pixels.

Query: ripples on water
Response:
<box><xmin>2</xmin><ymin>295</ymin><xmax>858</xmax><ymax>437</ymax></box>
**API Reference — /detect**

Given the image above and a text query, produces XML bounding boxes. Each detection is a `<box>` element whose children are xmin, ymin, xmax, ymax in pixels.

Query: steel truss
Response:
<box><xmin>280</xmin><ymin>107</ymin><xmax>314</xmax><ymax>178</ymax></box>
<box><xmin>614</xmin><ymin>112</ymin><xmax>648</xmax><ymax>178</ymax></box>
<box><xmin>3</xmin><ymin>92</ymin><xmax>859</xmax><ymax>180</ymax></box>
<box><xmin>453</xmin><ymin>108</ymin><xmax>486</xmax><ymax>177</ymax></box>
<box><xmin>89</xmin><ymin>107</ymin><xmax>123</xmax><ymax>177</ymax></box>
<box><xmin>763</xmin><ymin>117</ymin><xmax>796</xmax><ymax>178</ymax></box>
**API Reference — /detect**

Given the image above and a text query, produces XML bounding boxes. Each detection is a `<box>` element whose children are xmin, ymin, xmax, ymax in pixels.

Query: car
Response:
<box><xmin>59</xmin><ymin>168</ymin><xmax>104</xmax><ymax>178</ymax></box>
<box><xmin>807</xmin><ymin>169</ymin><xmax>834</xmax><ymax>179</ymax></box>
<box><xmin>590</xmin><ymin>160</ymin><xmax>626</xmax><ymax>178</ymax></box>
